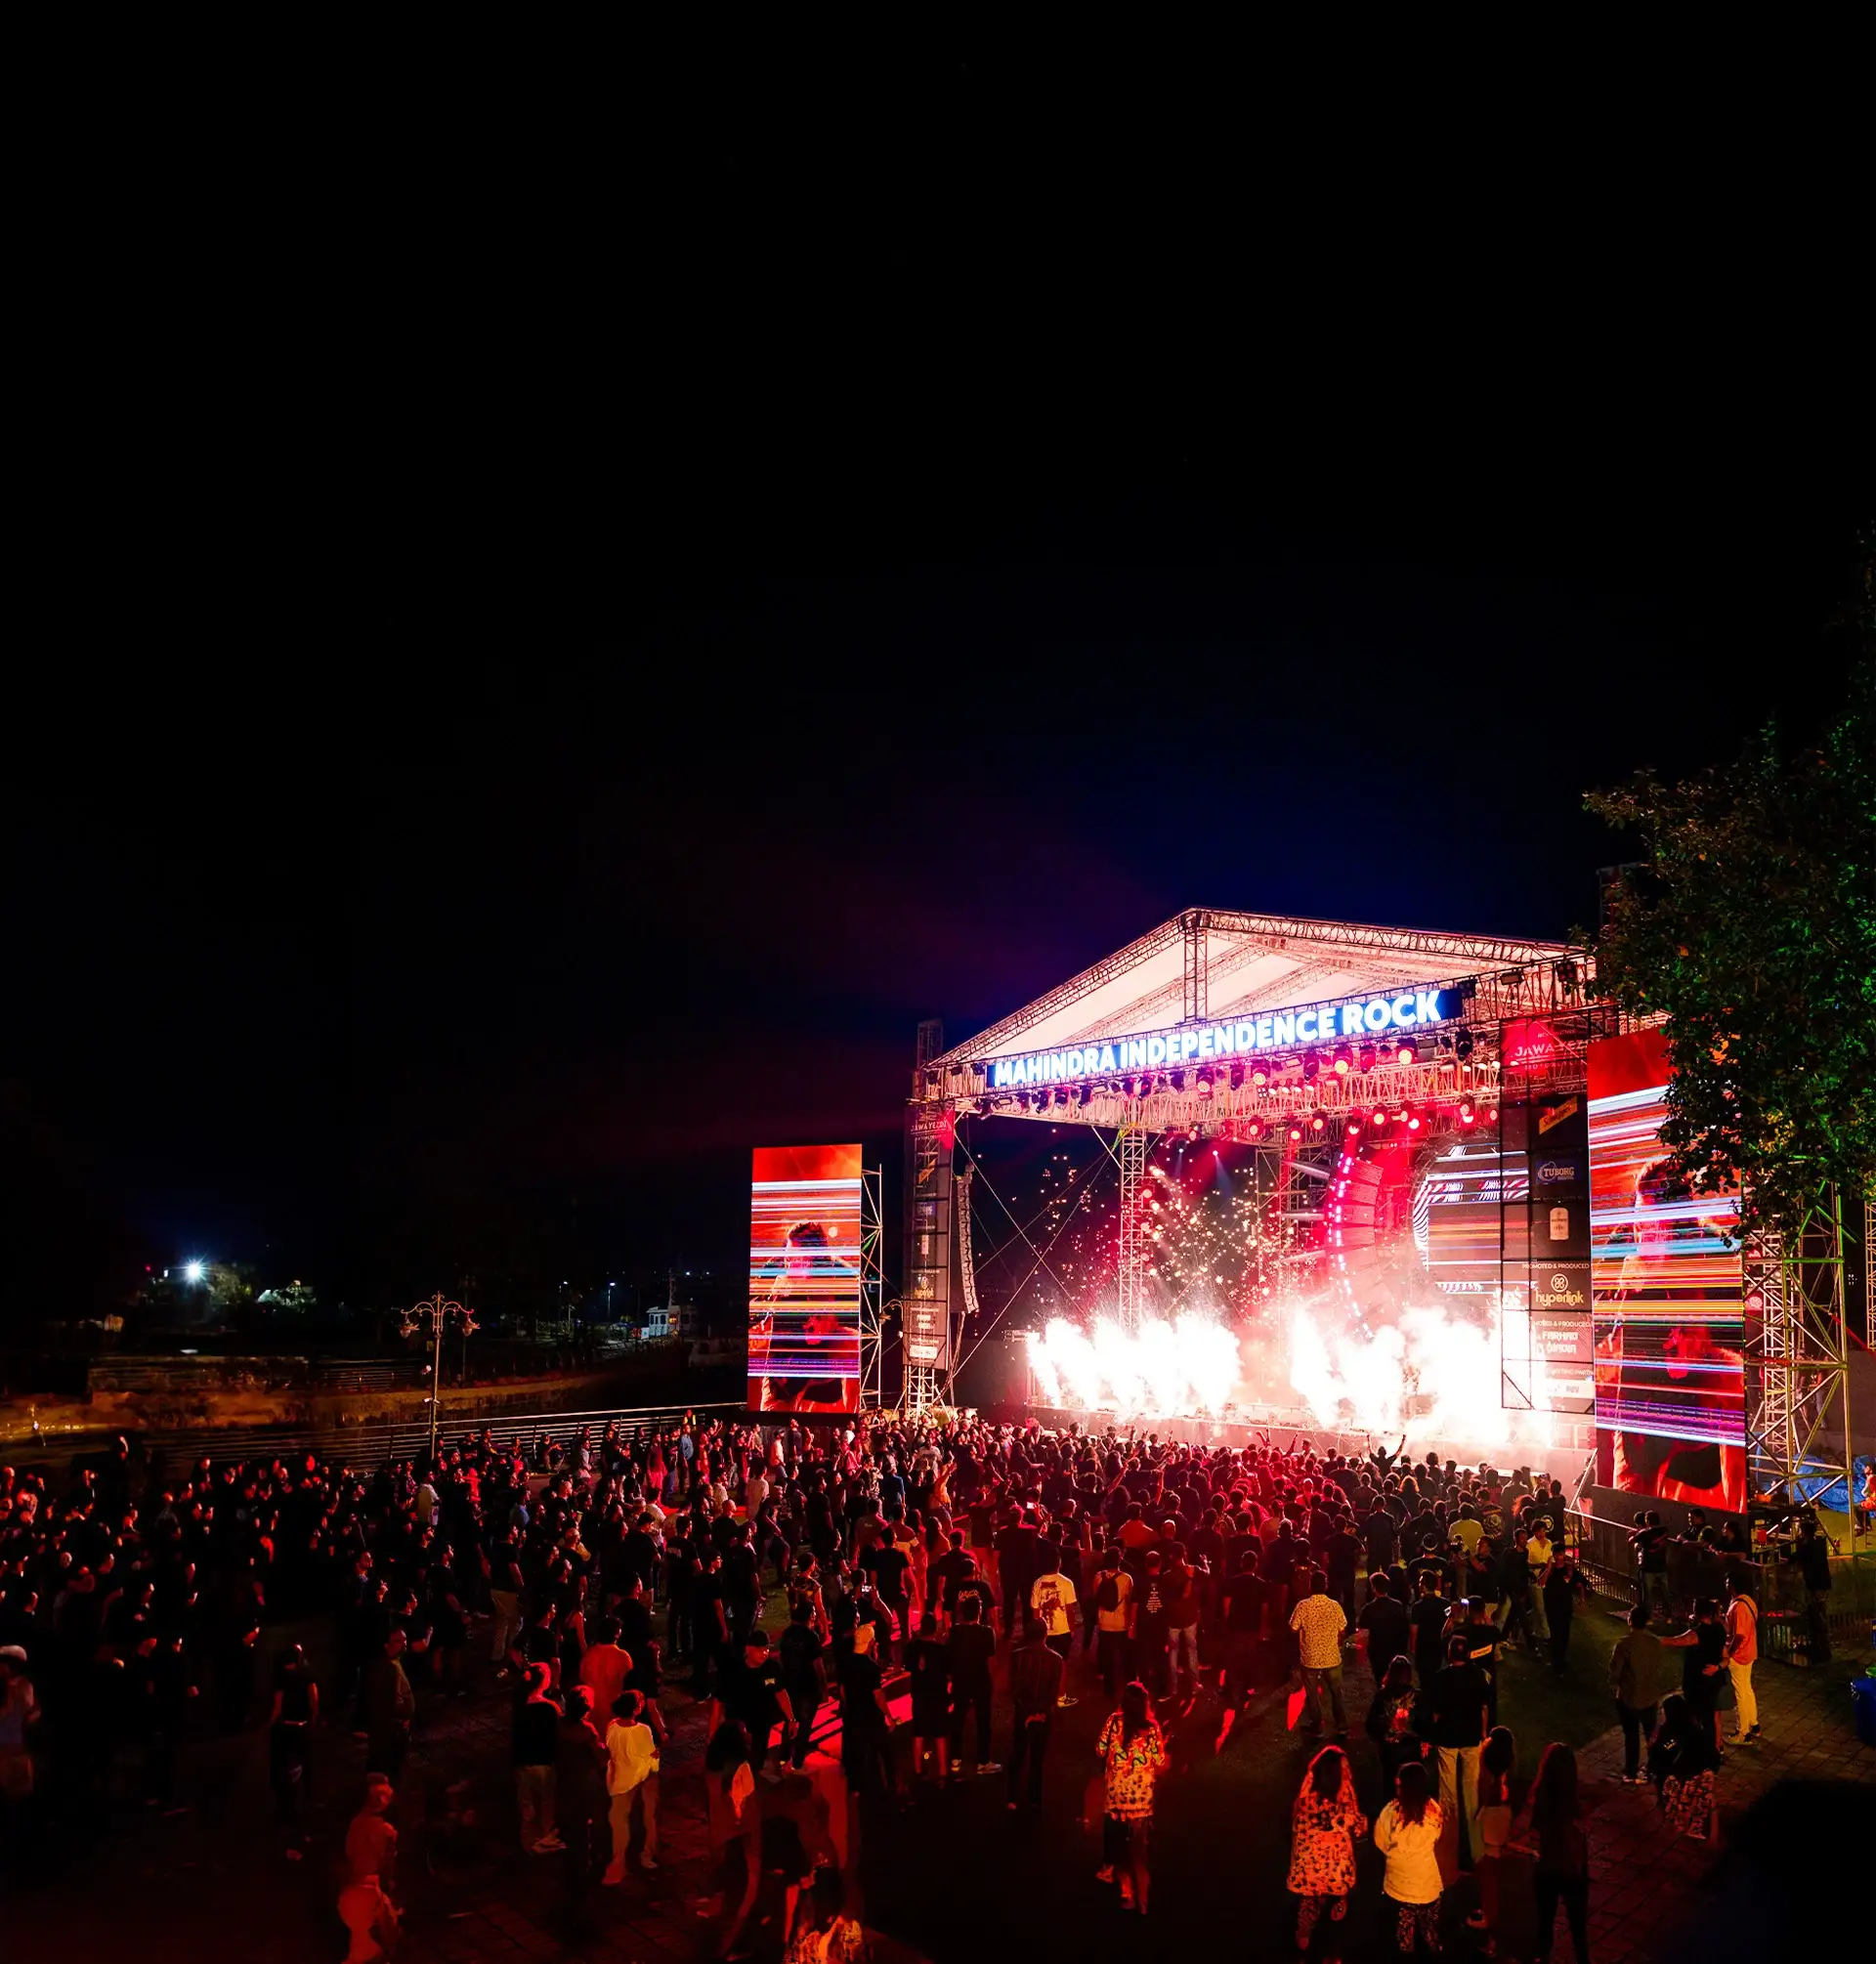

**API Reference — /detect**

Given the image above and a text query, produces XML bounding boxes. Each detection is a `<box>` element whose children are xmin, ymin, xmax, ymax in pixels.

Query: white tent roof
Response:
<box><xmin>937</xmin><ymin>910</ymin><xmax>1577</xmax><ymax>1068</ymax></box>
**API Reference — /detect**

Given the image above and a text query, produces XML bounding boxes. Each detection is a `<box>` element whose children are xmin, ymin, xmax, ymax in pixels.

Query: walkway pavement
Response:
<box><xmin>2</xmin><ymin>1600</ymin><xmax>1867</xmax><ymax>1963</ymax></box>
<box><xmin>1562</xmin><ymin>1642</ymin><xmax>1875</xmax><ymax>1964</ymax></box>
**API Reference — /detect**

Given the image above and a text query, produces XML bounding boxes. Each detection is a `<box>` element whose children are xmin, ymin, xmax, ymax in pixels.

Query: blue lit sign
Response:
<box><xmin>985</xmin><ymin>988</ymin><xmax>1454</xmax><ymax>1089</ymax></box>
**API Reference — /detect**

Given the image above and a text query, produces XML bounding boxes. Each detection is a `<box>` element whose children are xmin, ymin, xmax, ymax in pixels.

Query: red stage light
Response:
<box><xmin>1459</xmin><ymin>1095</ymin><xmax>1477</xmax><ymax>1126</ymax></box>
<box><xmin>1244</xmin><ymin>1118</ymin><xmax>1264</xmax><ymax>1140</ymax></box>
<box><xmin>1344</xmin><ymin>1113</ymin><xmax>1362</xmax><ymax>1135</ymax></box>
<box><xmin>1396</xmin><ymin>1041</ymin><xmax>1417</xmax><ymax>1066</ymax></box>
<box><xmin>1358</xmin><ymin>1045</ymin><xmax>1377</xmax><ymax>1072</ymax></box>
<box><xmin>1485</xmin><ymin>1105</ymin><xmax>1500</xmax><ymax>1124</ymax></box>
<box><xmin>1228</xmin><ymin>1059</ymin><xmax>1245</xmax><ymax>1090</ymax></box>
<box><xmin>1371</xmin><ymin>1106</ymin><xmax>1387</xmax><ymax>1126</ymax></box>
<box><xmin>1287</xmin><ymin>1123</ymin><xmax>1304</xmax><ymax>1142</ymax></box>
<box><xmin>1251</xmin><ymin>1064</ymin><xmax>1270</xmax><ymax>1088</ymax></box>
<box><xmin>1404</xmin><ymin>1109</ymin><xmax>1422</xmax><ymax>1131</ymax></box>
<box><xmin>1302</xmin><ymin>1053</ymin><xmax>1321</xmax><ymax>1083</ymax></box>
<box><xmin>1309</xmin><ymin>1112</ymin><xmax>1327</xmax><ymax>1132</ymax></box>
<box><xmin>1332</xmin><ymin>1046</ymin><xmax>1352</xmax><ymax>1076</ymax></box>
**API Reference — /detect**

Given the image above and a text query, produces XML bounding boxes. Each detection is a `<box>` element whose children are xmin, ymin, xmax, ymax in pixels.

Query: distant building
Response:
<box><xmin>645</xmin><ymin>1299</ymin><xmax>700</xmax><ymax>1341</ymax></box>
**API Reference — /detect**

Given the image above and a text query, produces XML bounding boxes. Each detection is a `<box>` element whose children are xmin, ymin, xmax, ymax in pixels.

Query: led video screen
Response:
<box><xmin>1590</xmin><ymin>1029</ymin><xmax>1747</xmax><ymax>1511</ymax></box>
<box><xmin>747</xmin><ymin>1143</ymin><xmax>864</xmax><ymax>1415</ymax></box>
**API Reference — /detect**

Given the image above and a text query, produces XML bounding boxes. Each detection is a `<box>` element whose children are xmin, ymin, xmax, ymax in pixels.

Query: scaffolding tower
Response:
<box><xmin>1743</xmin><ymin>1185</ymin><xmax>1853</xmax><ymax>1513</ymax></box>
<box><xmin>859</xmin><ymin>1165</ymin><xmax>887</xmax><ymax>1409</ymax></box>
<box><xmin>1115</xmin><ymin>1126</ymin><xmax>1151</xmax><ymax>1331</ymax></box>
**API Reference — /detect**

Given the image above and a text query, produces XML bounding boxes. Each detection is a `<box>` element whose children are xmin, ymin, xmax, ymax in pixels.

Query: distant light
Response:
<box><xmin>183</xmin><ymin>1261</ymin><xmax>206</xmax><ymax>1284</ymax></box>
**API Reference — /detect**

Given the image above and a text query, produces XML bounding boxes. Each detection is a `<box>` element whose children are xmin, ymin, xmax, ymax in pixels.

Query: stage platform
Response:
<box><xmin>1008</xmin><ymin>1402</ymin><xmax>1593</xmax><ymax>1485</ymax></box>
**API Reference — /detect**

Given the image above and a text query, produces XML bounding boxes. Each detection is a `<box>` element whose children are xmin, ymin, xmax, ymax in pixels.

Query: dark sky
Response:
<box><xmin>4</xmin><ymin>74</ymin><xmax>1869</xmax><ymax>1316</ymax></box>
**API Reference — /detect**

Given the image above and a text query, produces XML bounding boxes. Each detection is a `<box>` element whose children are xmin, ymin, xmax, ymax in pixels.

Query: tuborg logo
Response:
<box><xmin>1536</xmin><ymin>1159</ymin><xmax>1579</xmax><ymax>1185</ymax></box>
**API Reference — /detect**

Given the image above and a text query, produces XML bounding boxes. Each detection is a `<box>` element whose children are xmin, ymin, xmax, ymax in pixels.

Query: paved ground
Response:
<box><xmin>3</xmin><ymin>1596</ymin><xmax>1869</xmax><ymax>1963</ymax></box>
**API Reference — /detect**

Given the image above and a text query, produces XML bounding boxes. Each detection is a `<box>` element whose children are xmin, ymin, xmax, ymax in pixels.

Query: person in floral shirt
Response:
<box><xmin>784</xmin><ymin>1868</ymin><xmax>867</xmax><ymax>1964</ymax></box>
<box><xmin>1287</xmin><ymin>1743</ymin><xmax>1367</xmax><ymax>1946</ymax></box>
<box><xmin>1095</xmin><ymin>1681</ymin><xmax>1168</xmax><ymax>1913</ymax></box>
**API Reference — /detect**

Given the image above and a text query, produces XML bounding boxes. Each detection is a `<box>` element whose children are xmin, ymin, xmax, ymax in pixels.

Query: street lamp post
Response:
<box><xmin>401</xmin><ymin>1293</ymin><xmax>478</xmax><ymax>1468</ymax></box>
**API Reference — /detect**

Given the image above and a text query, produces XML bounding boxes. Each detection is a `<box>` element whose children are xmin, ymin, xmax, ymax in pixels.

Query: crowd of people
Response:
<box><xmin>0</xmin><ymin>1407</ymin><xmax>1828</xmax><ymax>1958</ymax></box>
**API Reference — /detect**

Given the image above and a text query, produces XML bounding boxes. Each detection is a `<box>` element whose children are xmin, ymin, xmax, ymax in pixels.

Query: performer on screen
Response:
<box><xmin>1594</xmin><ymin>1155</ymin><xmax>1747</xmax><ymax>1513</ymax></box>
<box><xmin>750</xmin><ymin>1218</ymin><xmax>858</xmax><ymax>1414</ymax></box>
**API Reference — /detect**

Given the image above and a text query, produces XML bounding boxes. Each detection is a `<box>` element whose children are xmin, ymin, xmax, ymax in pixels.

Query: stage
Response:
<box><xmin>1009</xmin><ymin>1401</ymin><xmax>1596</xmax><ymax>1486</ymax></box>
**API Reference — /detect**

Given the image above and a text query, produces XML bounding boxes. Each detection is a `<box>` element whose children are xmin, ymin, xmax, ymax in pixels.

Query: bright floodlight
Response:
<box><xmin>183</xmin><ymin>1260</ymin><xmax>206</xmax><ymax>1283</ymax></box>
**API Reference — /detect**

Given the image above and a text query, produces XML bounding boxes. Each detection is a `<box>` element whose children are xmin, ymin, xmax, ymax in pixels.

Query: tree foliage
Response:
<box><xmin>1587</xmin><ymin>601</ymin><xmax>1875</xmax><ymax>1244</ymax></box>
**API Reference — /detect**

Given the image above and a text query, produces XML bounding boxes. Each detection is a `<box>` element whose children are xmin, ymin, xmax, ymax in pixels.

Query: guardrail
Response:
<box><xmin>111</xmin><ymin>1400</ymin><xmax>748</xmax><ymax>1473</ymax></box>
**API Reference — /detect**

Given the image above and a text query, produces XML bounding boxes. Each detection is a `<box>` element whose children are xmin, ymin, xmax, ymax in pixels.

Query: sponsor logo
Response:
<box><xmin>1536</xmin><ymin>1096</ymin><xmax>1581</xmax><ymax>1136</ymax></box>
<box><xmin>1536</xmin><ymin>1159</ymin><xmax>1579</xmax><ymax>1185</ymax></box>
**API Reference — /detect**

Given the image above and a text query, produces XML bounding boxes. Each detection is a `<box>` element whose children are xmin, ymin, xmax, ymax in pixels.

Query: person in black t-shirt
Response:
<box><xmin>904</xmin><ymin>1610</ymin><xmax>953</xmax><ymax>1780</ymax></box>
<box><xmin>1218</xmin><ymin>1548</ymin><xmax>1273</xmax><ymax>1708</ymax></box>
<box><xmin>711</xmin><ymin>1629</ymin><xmax>793</xmax><ymax>1774</ymax></box>
<box><xmin>946</xmin><ymin>1597</ymin><xmax>998</xmax><ymax>1773</ymax></box>
<box><xmin>1356</xmin><ymin>1573</ymin><xmax>1412</xmax><ymax>1684</ymax></box>
<box><xmin>929</xmin><ymin>1530</ymin><xmax>975</xmax><ymax>1620</ymax></box>
<box><xmin>777</xmin><ymin>1601</ymin><xmax>827</xmax><ymax>1769</ymax></box>
<box><xmin>1409</xmin><ymin>1574</ymin><xmax>1450</xmax><ymax>1687</ymax></box>
<box><xmin>1428</xmin><ymin>1634</ymin><xmax>1489</xmax><ymax>1862</ymax></box>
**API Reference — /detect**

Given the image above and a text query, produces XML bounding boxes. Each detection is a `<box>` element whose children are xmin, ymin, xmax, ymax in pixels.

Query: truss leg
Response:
<box><xmin>1116</xmin><ymin>1126</ymin><xmax>1150</xmax><ymax>1332</ymax></box>
<box><xmin>1745</xmin><ymin>1188</ymin><xmax>1851</xmax><ymax>1515</ymax></box>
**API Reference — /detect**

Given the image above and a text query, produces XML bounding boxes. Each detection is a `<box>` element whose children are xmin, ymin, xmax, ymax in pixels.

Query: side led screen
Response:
<box><xmin>1590</xmin><ymin>1029</ymin><xmax>1747</xmax><ymax>1510</ymax></box>
<box><xmin>748</xmin><ymin>1143</ymin><xmax>864</xmax><ymax>1415</ymax></box>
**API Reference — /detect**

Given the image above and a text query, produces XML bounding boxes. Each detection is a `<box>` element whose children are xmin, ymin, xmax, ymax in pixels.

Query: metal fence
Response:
<box><xmin>114</xmin><ymin>1400</ymin><xmax>747</xmax><ymax>1475</ymax></box>
<box><xmin>1568</xmin><ymin>1502</ymin><xmax>1876</xmax><ymax>1643</ymax></box>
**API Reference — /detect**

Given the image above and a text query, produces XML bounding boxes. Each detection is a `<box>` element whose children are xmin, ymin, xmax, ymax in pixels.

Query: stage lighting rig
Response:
<box><xmin>1302</xmin><ymin>1053</ymin><xmax>1321</xmax><ymax>1083</ymax></box>
<box><xmin>1358</xmin><ymin>1044</ymin><xmax>1377</xmax><ymax>1072</ymax></box>
<box><xmin>1332</xmin><ymin>1045</ymin><xmax>1352</xmax><ymax>1076</ymax></box>
<box><xmin>1228</xmin><ymin>1059</ymin><xmax>1245</xmax><ymax>1090</ymax></box>
<box><xmin>1395</xmin><ymin>1040</ymin><xmax>1417</xmax><ymax>1066</ymax></box>
<box><xmin>1250</xmin><ymin>1064</ymin><xmax>1270</xmax><ymax>1088</ymax></box>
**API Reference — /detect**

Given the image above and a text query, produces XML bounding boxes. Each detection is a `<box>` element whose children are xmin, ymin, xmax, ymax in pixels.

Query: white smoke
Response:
<box><xmin>1025</xmin><ymin>1311</ymin><xmax>1240</xmax><ymax>1419</ymax></box>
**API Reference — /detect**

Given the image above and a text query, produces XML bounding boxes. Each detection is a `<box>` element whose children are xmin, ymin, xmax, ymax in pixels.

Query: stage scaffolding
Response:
<box><xmin>1866</xmin><ymin>1190</ymin><xmax>1875</xmax><ymax>1349</ymax></box>
<box><xmin>1115</xmin><ymin>1126</ymin><xmax>1150</xmax><ymax>1332</ymax></box>
<box><xmin>859</xmin><ymin>1164</ymin><xmax>887</xmax><ymax>1410</ymax></box>
<box><xmin>905</xmin><ymin>909</ymin><xmax>1590</xmax><ymax>1415</ymax></box>
<box><xmin>1743</xmin><ymin>1184</ymin><xmax>1854</xmax><ymax>1514</ymax></box>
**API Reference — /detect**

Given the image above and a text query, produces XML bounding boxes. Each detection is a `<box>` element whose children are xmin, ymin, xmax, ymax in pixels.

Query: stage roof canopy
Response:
<box><xmin>935</xmin><ymin>910</ymin><xmax>1579</xmax><ymax>1070</ymax></box>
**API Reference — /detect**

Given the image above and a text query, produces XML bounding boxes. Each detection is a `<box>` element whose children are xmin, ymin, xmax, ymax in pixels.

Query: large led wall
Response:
<box><xmin>1590</xmin><ymin>1029</ymin><xmax>1748</xmax><ymax>1511</ymax></box>
<box><xmin>747</xmin><ymin>1143</ymin><xmax>864</xmax><ymax>1414</ymax></box>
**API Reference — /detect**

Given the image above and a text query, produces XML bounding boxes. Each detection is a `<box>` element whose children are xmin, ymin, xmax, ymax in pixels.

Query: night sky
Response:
<box><xmin>4</xmin><ymin>83</ymin><xmax>1868</xmax><ymax>1321</ymax></box>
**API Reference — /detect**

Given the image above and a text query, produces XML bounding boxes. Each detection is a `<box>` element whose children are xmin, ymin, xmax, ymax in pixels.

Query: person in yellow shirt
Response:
<box><xmin>1723</xmin><ymin>1578</ymin><xmax>1760</xmax><ymax>1744</ymax></box>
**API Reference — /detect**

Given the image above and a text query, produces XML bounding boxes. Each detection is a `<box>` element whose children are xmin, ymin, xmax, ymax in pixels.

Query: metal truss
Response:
<box><xmin>1866</xmin><ymin>1191</ymin><xmax>1875</xmax><ymax>1348</ymax></box>
<box><xmin>1743</xmin><ymin>1187</ymin><xmax>1853</xmax><ymax>1513</ymax></box>
<box><xmin>929</xmin><ymin>910</ymin><xmax>1586</xmax><ymax>1076</ymax></box>
<box><xmin>1115</xmin><ymin>1127</ymin><xmax>1151</xmax><ymax>1332</ymax></box>
<box><xmin>859</xmin><ymin>1165</ymin><xmax>886</xmax><ymax>1409</ymax></box>
<box><xmin>970</xmin><ymin>1056</ymin><xmax>1507</xmax><ymax>1132</ymax></box>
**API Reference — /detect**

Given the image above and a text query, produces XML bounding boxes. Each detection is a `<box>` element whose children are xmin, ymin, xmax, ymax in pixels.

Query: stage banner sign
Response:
<box><xmin>903</xmin><ymin>1109</ymin><xmax>955</xmax><ymax>1378</ymax></box>
<box><xmin>747</xmin><ymin>1143</ymin><xmax>864</xmax><ymax>1415</ymax></box>
<box><xmin>1589</xmin><ymin>1029</ymin><xmax>1747</xmax><ymax>1512</ymax></box>
<box><xmin>1500</xmin><ymin>1089</ymin><xmax>1594</xmax><ymax>1412</ymax></box>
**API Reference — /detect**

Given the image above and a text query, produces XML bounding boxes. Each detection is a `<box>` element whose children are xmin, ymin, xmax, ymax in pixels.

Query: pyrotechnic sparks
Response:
<box><xmin>1286</xmin><ymin>1294</ymin><xmax>1554</xmax><ymax>1447</ymax></box>
<box><xmin>1025</xmin><ymin>1311</ymin><xmax>1241</xmax><ymax>1418</ymax></box>
<box><xmin>976</xmin><ymin>1116</ymin><xmax>1556</xmax><ymax>1456</ymax></box>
